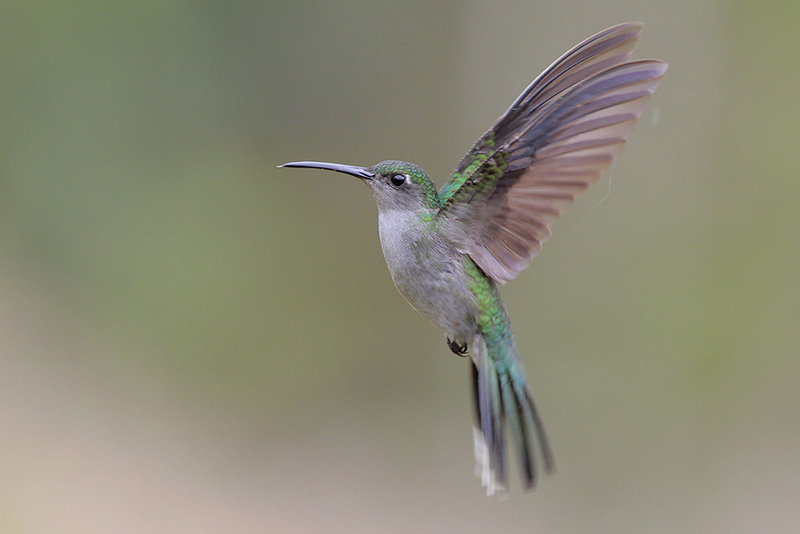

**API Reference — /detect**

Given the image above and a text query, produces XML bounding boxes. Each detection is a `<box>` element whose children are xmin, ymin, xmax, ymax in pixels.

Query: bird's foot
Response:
<box><xmin>447</xmin><ymin>338</ymin><xmax>469</xmax><ymax>356</ymax></box>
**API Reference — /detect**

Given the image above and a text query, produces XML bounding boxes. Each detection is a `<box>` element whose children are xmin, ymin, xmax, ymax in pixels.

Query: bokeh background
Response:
<box><xmin>3</xmin><ymin>1</ymin><xmax>799</xmax><ymax>532</ymax></box>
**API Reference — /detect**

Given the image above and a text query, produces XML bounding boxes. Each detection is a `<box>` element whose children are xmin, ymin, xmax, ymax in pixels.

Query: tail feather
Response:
<box><xmin>519</xmin><ymin>379</ymin><xmax>556</xmax><ymax>477</ymax></box>
<box><xmin>474</xmin><ymin>349</ymin><xmax>506</xmax><ymax>495</ymax></box>
<box><xmin>500</xmin><ymin>371</ymin><xmax>534</xmax><ymax>486</ymax></box>
<box><xmin>471</xmin><ymin>334</ymin><xmax>554</xmax><ymax>496</ymax></box>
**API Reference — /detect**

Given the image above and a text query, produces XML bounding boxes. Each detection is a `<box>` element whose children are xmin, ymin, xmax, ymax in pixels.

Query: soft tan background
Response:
<box><xmin>3</xmin><ymin>1</ymin><xmax>799</xmax><ymax>532</ymax></box>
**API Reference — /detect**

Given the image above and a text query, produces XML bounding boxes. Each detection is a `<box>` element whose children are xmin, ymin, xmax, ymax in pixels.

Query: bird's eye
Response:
<box><xmin>390</xmin><ymin>174</ymin><xmax>406</xmax><ymax>187</ymax></box>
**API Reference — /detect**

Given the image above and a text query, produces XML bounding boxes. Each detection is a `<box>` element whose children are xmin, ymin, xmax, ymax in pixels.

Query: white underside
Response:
<box><xmin>472</xmin><ymin>426</ymin><xmax>508</xmax><ymax>498</ymax></box>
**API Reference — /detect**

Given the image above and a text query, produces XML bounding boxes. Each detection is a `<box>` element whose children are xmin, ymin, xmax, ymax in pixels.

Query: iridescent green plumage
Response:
<box><xmin>438</xmin><ymin>134</ymin><xmax>497</xmax><ymax>203</ymax></box>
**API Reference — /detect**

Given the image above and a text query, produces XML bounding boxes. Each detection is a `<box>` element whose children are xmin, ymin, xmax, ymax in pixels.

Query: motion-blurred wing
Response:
<box><xmin>437</xmin><ymin>23</ymin><xmax>666</xmax><ymax>283</ymax></box>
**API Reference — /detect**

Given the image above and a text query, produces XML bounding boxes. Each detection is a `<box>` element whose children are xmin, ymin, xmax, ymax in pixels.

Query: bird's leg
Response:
<box><xmin>447</xmin><ymin>337</ymin><xmax>469</xmax><ymax>356</ymax></box>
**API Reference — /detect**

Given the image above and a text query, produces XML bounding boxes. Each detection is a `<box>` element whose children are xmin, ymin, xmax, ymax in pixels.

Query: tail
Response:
<box><xmin>471</xmin><ymin>333</ymin><xmax>555</xmax><ymax>496</ymax></box>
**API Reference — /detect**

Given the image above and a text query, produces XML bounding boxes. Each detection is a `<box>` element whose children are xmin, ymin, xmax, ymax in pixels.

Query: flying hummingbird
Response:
<box><xmin>280</xmin><ymin>22</ymin><xmax>666</xmax><ymax>496</ymax></box>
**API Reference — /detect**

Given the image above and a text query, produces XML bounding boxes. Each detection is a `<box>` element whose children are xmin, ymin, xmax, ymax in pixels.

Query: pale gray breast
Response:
<box><xmin>378</xmin><ymin>210</ymin><xmax>478</xmax><ymax>340</ymax></box>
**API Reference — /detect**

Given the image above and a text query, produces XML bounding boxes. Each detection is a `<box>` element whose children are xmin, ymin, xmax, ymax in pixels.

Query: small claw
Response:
<box><xmin>447</xmin><ymin>338</ymin><xmax>469</xmax><ymax>356</ymax></box>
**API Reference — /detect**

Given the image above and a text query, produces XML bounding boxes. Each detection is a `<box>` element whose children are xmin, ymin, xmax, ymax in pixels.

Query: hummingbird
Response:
<box><xmin>280</xmin><ymin>22</ymin><xmax>666</xmax><ymax>496</ymax></box>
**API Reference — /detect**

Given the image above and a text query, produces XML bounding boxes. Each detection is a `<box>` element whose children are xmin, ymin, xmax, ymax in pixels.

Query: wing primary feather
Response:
<box><xmin>498</xmin><ymin>22</ymin><xmax>644</xmax><ymax>126</ymax></box>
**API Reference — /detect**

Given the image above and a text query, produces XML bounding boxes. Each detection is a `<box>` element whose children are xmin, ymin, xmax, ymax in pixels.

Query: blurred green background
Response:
<box><xmin>3</xmin><ymin>1</ymin><xmax>799</xmax><ymax>532</ymax></box>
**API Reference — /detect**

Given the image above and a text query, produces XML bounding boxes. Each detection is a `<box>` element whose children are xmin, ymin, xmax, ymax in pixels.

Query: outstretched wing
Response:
<box><xmin>437</xmin><ymin>22</ymin><xmax>666</xmax><ymax>284</ymax></box>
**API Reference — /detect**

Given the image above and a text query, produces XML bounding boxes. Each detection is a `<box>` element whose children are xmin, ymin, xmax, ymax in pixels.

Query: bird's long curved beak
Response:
<box><xmin>279</xmin><ymin>161</ymin><xmax>374</xmax><ymax>180</ymax></box>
